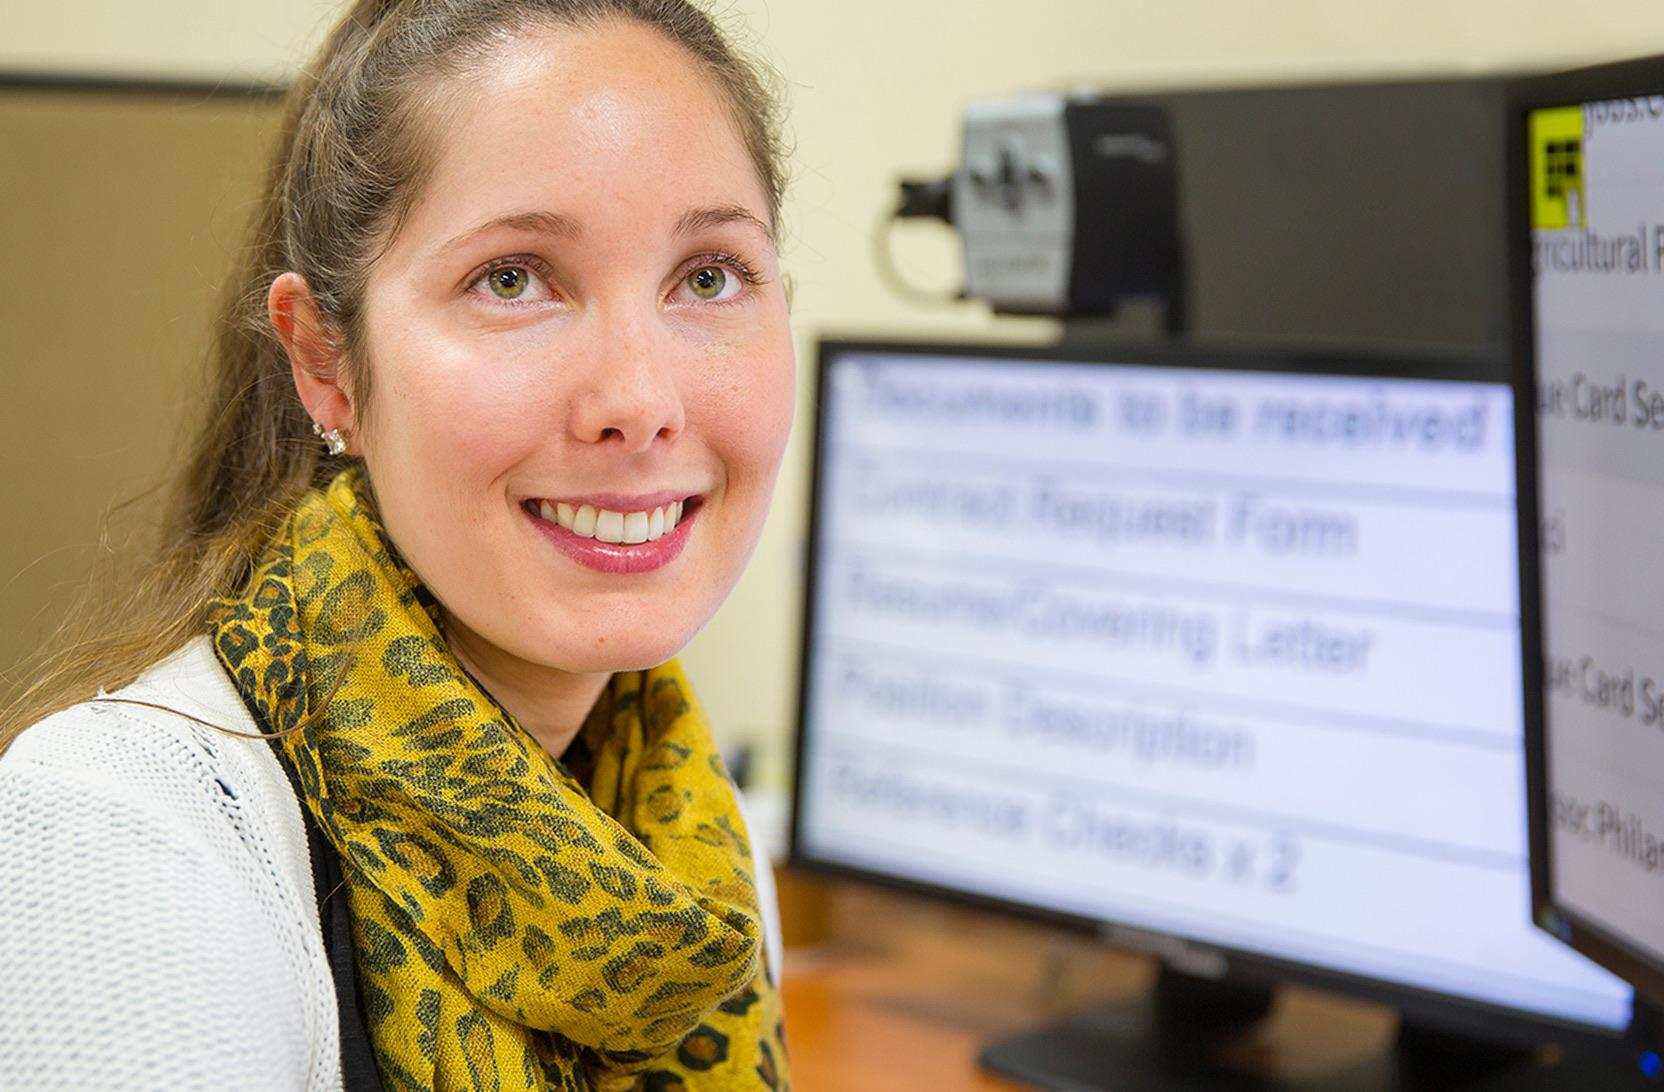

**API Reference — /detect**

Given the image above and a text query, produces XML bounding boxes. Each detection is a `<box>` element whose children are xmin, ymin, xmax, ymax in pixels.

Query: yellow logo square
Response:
<box><xmin>1531</xmin><ymin>106</ymin><xmax>1585</xmax><ymax>230</ymax></box>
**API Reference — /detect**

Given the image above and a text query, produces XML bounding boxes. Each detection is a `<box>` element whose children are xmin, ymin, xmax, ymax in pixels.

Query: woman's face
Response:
<box><xmin>351</xmin><ymin>20</ymin><xmax>793</xmax><ymax>675</ymax></box>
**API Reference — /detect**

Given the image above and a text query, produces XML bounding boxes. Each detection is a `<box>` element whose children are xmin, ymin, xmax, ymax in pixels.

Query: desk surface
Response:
<box><xmin>776</xmin><ymin>876</ymin><xmax>1398</xmax><ymax>1091</ymax></box>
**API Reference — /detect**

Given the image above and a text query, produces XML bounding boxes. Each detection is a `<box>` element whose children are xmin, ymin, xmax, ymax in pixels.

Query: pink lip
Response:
<box><xmin>524</xmin><ymin>499</ymin><xmax>699</xmax><ymax>574</ymax></box>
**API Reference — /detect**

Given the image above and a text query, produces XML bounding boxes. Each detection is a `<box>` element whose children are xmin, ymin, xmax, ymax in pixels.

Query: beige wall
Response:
<box><xmin>0</xmin><ymin>2</ymin><xmax>339</xmax><ymax>83</ymax></box>
<box><xmin>9</xmin><ymin>2</ymin><xmax>1664</xmax><ymax>787</ymax></box>
<box><xmin>9</xmin><ymin>2</ymin><xmax>1664</xmax><ymax>83</ymax></box>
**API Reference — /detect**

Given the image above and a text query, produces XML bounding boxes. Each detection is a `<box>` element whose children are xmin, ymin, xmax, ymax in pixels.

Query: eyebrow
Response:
<box><xmin>440</xmin><ymin>203</ymin><xmax>774</xmax><ymax>255</ymax></box>
<box><xmin>673</xmin><ymin>204</ymin><xmax>775</xmax><ymax>243</ymax></box>
<box><xmin>440</xmin><ymin>209</ymin><xmax>581</xmax><ymax>254</ymax></box>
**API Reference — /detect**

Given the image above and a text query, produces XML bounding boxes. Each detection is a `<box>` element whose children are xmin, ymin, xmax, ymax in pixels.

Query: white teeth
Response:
<box><xmin>594</xmin><ymin>509</ymin><xmax>625</xmax><ymax>543</ymax></box>
<box><xmin>535</xmin><ymin>498</ymin><xmax>690</xmax><ymax>544</ymax></box>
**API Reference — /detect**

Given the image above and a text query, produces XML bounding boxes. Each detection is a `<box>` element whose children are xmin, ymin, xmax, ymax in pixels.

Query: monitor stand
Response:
<box><xmin>978</xmin><ymin>966</ymin><xmax>1647</xmax><ymax>1090</ymax></box>
<box><xmin>978</xmin><ymin>967</ymin><xmax>1277</xmax><ymax>1090</ymax></box>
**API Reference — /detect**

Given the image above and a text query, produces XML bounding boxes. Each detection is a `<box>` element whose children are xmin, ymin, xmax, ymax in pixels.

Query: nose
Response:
<box><xmin>566</xmin><ymin>310</ymin><xmax>685</xmax><ymax>453</ymax></box>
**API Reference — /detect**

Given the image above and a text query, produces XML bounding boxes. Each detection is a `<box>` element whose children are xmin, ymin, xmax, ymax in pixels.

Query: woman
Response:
<box><xmin>0</xmin><ymin>1</ymin><xmax>794</xmax><ymax>1088</ymax></box>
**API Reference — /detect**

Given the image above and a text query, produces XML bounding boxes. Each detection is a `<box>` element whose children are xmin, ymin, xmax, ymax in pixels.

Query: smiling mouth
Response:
<box><xmin>522</xmin><ymin>497</ymin><xmax>701</xmax><ymax>545</ymax></box>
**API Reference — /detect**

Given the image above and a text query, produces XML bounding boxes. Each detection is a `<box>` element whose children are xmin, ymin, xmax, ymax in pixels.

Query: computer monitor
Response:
<box><xmin>790</xmin><ymin>338</ymin><xmax>1636</xmax><ymax>1083</ymax></box>
<box><xmin>1513</xmin><ymin>57</ymin><xmax>1664</xmax><ymax>1015</ymax></box>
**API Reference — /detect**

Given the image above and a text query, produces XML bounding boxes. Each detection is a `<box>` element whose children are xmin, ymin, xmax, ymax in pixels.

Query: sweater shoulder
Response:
<box><xmin>3</xmin><ymin>636</ymin><xmax>306</xmax><ymax>860</ymax></box>
<box><xmin>0</xmin><ymin>643</ymin><xmax>340</xmax><ymax>1089</ymax></box>
<box><xmin>6</xmin><ymin>690</ymin><xmax>255</xmax><ymax>828</ymax></box>
<box><xmin>0</xmin><ymin>638</ymin><xmax>323</xmax><ymax>938</ymax></box>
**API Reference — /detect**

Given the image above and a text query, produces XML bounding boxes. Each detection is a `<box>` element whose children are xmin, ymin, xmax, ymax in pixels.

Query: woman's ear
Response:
<box><xmin>268</xmin><ymin>271</ymin><xmax>356</xmax><ymax>440</ymax></box>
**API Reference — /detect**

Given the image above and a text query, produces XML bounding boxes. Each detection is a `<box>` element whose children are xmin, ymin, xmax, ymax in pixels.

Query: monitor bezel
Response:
<box><xmin>1509</xmin><ymin>55</ymin><xmax>1664</xmax><ymax>1009</ymax></box>
<box><xmin>789</xmin><ymin>334</ymin><xmax>1638</xmax><ymax>1049</ymax></box>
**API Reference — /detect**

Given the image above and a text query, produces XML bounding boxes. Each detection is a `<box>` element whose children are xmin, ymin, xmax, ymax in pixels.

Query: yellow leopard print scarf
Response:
<box><xmin>207</xmin><ymin>468</ymin><xmax>788</xmax><ymax>1091</ymax></box>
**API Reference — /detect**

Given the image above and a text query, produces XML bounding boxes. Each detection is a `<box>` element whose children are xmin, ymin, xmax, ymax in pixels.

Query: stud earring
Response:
<box><xmin>311</xmin><ymin>419</ymin><xmax>348</xmax><ymax>456</ymax></box>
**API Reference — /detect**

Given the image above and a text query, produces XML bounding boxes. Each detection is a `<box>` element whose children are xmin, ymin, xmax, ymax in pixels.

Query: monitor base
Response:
<box><xmin>977</xmin><ymin>970</ymin><xmax>1278</xmax><ymax>1090</ymax></box>
<box><xmin>978</xmin><ymin>969</ymin><xmax>1647</xmax><ymax>1090</ymax></box>
<box><xmin>1322</xmin><ymin>1021</ymin><xmax>1649</xmax><ymax>1090</ymax></box>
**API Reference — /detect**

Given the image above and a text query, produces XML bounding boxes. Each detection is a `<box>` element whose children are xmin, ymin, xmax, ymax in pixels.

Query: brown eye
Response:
<box><xmin>488</xmin><ymin>266</ymin><xmax>529</xmax><ymax>299</ymax></box>
<box><xmin>686</xmin><ymin>265</ymin><xmax>728</xmax><ymax>300</ymax></box>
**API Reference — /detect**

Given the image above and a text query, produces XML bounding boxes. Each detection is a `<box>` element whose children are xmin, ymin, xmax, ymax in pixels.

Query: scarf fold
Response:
<box><xmin>208</xmin><ymin>468</ymin><xmax>788</xmax><ymax>1091</ymax></box>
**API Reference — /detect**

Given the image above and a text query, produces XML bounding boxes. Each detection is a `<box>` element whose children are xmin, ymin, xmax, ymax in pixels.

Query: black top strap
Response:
<box><xmin>269</xmin><ymin>742</ymin><xmax>386</xmax><ymax>1092</ymax></box>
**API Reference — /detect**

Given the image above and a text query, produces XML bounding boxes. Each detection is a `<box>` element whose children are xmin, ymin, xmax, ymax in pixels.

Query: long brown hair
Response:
<box><xmin>0</xmin><ymin>0</ymin><xmax>785</xmax><ymax>753</ymax></box>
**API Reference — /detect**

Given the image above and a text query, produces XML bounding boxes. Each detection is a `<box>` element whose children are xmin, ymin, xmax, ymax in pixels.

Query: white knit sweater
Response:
<box><xmin>0</xmin><ymin>637</ymin><xmax>780</xmax><ymax>1090</ymax></box>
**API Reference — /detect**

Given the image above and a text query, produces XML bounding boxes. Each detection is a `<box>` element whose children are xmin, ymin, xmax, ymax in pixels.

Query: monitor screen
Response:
<box><xmin>1525</xmin><ymin>81</ymin><xmax>1664</xmax><ymax>1001</ymax></box>
<box><xmin>793</xmin><ymin>342</ymin><xmax>1633</xmax><ymax>1032</ymax></box>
